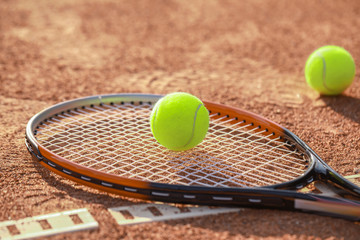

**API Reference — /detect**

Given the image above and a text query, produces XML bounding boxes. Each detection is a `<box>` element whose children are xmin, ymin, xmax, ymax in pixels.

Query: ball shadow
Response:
<box><xmin>320</xmin><ymin>95</ymin><xmax>360</xmax><ymax>124</ymax></box>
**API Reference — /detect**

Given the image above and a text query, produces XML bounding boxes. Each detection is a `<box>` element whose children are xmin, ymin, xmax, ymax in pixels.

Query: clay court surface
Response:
<box><xmin>1</xmin><ymin>0</ymin><xmax>360</xmax><ymax>239</ymax></box>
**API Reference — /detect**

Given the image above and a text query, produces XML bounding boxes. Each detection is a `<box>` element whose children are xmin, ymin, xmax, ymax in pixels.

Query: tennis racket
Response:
<box><xmin>25</xmin><ymin>93</ymin><xmax>360</xmax><ymax>221</ymax></box>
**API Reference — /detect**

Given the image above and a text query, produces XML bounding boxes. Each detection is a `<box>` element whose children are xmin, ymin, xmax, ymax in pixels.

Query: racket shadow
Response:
<box><xmin>30</xmin><ymin>158</ymin><xmax>135</xmax><ymax>208</ymax></box>
<box><xmin>162</xmin><ymin>208</ymin><xmax>357</xmax><ymax>239</ymax></box>
<box><xmin>320</xmin><ymin>95</ymin><xmax>360</xmax><ymax>124</ymax></box>
<box><xmin>28</xmin><ymin>150</ymin><xmax>360</xmax><ymax>239</ymax></box>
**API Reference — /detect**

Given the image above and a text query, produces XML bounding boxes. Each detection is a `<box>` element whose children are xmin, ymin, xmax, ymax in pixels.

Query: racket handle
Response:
<box><xmin>294</xmin><ymin>194</ymin><xmax>360</xmax><ymax>221</ymax></box>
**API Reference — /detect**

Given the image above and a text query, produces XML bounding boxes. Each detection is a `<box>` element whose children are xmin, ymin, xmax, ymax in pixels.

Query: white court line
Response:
<box><xmin>109</xmin><ymin>203</ymin><xmax>241</xmax><ymax>226</ymax></box>
<box><xmin>0</xmin><ymin>208</ymin><xmax>98</xmax><ymax>240</ymax></box>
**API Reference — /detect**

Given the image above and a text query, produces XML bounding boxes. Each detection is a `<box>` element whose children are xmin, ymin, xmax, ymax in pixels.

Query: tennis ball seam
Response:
<box><xmin>180</xmin><ymin>103</ymin><xmax>204</xmax><ymax>149</ymax></box>
<box><xmin>315</xmin><ymin>51</ymin><xmax>334</xmax><ymax>92</ymax></box>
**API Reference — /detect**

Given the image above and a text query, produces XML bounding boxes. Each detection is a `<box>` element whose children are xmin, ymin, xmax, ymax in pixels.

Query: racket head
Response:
<box><xmin>25</xmin><ymin>93</ymin><xmax>321</xmax><ymax>197</ymax></box>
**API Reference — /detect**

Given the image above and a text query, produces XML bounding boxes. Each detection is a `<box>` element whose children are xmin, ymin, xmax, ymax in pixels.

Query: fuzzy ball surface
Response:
<box><xmin>150</xmin><ymin>92</ymin><xmax>209</xmax><ymax>151</ymax></box>
<box><xmin>305</xmin><ymin>45</ymin><xmax>356</xmax><ymax>95</ymax></box>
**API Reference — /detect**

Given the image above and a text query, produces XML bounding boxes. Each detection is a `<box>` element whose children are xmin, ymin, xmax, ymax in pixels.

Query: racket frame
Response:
<box><xmin>25</xmin><ymin>93</ymin><xmax>360</xmax><ymax>221</ymax></box>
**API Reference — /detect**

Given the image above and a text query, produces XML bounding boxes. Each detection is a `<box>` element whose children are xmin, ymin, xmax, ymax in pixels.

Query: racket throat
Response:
<box><xmin>305</xmin><ymin>159</ymin><xmax>360</xmax><ymax>200</ymax></box>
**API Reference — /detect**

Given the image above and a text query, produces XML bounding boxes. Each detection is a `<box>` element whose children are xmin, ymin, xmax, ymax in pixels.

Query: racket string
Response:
<box><xmin>35</xmin><ymin>102</ymin><xmax>310</xmax><ymax>188</ymax></box>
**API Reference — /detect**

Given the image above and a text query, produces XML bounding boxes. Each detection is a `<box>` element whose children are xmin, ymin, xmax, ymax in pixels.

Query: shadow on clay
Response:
<box><xmin>163</xmin><ymin>207</ymin><xmax>355</xmax><ymax>239</ymax></box>
<box><xmin>320</xmin><ymin>95</ymin><xmax>360</xmax><ymax>124</ymax></box>
<box><xmin>30</xmin><ymin>158</ymin><xmax>134</xmax><ymax>208</ymax></box>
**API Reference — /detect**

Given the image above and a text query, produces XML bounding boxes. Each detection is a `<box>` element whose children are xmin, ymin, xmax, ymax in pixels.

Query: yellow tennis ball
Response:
<box><xmin>305</xmin><ymin>45</ymin><xmax>356</xmax><ymax>95</ymax></box>
<box><xmin>150</xmin><ymin>92</ymin><xmax>209</xmax><ymax>151</ymax></box>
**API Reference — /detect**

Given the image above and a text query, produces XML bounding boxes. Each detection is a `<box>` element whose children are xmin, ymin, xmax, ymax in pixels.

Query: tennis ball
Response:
<box><xmin>305</xmin><ymin>45</ymin><xmax>356</xmax><ymax>95</ymax></box>
<box><xmin>150</xmin><ymin>92</ymin><xmax>209</xmax><ymax>151</ymax></box>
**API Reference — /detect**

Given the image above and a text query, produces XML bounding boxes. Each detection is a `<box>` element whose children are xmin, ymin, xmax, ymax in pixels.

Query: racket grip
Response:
<box><xmin>294</xmin><ymin>195</ymin><xmax>360</xmax><ymax>221</ymax></box>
